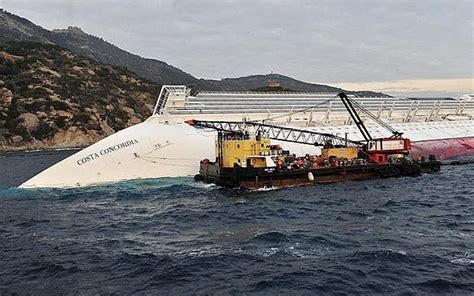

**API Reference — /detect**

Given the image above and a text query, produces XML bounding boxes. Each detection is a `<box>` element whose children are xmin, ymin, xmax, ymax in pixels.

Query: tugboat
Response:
<box><xmin>187</xmin><ymin>93</ymin><xmax>441</xmax><ymax>189</ymax></box>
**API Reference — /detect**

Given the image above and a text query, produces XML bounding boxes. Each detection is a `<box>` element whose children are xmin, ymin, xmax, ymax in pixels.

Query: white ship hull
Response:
<box><xmin>19</xmin><ymin>116</ymin><xmax>474</xmax><ymax>188</ymax></box>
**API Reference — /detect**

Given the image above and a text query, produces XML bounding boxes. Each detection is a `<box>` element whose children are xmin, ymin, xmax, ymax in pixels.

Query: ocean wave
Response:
<box><xmin>1</xmin><ymin>155</ymin><xmax>473</xmax><ymax>294</ymax></box>
<box><xmin>251</xmin><ymin>231</ymin><xmax>289</xmax><ymax>243</ymax></box>
<box><xmin>347</xmin><ymin>249</ymin><xmax>414</xmax><ymax>264</ymax></box>
<box><xmin>414</xmin><ymin>278</ymin><xmax>474</xmax><ymax>293</ymax></box>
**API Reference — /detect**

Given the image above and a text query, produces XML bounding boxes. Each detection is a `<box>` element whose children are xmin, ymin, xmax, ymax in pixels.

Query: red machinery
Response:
<box><xmin>338</xmin><ymin>92</ymin><xmax>411</xmax><ymax>162</ymax></box>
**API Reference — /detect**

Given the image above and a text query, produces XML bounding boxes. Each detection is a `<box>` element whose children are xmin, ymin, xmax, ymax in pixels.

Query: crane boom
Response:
<box><xmin>338</xmin><ymin>92</ymin><xmax>373</xmax><ymax>143</ymax></box>
<box><xmin>338</xmin><ymin>92</ymin><xmax>403</xmax><ymax>139</ymax></box>
<box><xmin>185</xmin><ymin>119</ymin><xmax>364</xmax><ymax>147</ymax></box>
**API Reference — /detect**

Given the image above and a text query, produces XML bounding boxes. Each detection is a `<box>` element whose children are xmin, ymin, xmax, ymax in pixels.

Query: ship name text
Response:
<box><xmin>76</xmin><ymin>139</ymin><xmax>139</xmax><ymax>166</ymax></box>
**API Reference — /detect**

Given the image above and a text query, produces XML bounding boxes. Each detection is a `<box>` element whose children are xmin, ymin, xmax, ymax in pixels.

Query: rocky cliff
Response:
<box><xmin>0</xmin><ymin>9</ymin><xmax>197</xmax><ymax>86</ymax></box>
<box><xmin>0</xmin><ymin>42</ymin><xmax>161</xmax><ymax>151</ymax></box>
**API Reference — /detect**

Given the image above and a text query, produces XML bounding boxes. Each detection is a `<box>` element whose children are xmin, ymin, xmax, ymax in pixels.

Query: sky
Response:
<box><xmin>1</xmin><ymin>0</ymin><xmax>473</xmax><ymax>96</ymax></box>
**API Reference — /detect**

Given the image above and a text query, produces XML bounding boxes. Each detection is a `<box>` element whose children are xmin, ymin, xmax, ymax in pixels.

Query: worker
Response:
<box><xmin>297</xmin><ymin>158</ymin><xmax>303</xmax><ymax>168</ymax></box>
<box><xmin>277</xmin><ymin>159</ymin><xmax>283</xmax><ymax>170</ymax></box>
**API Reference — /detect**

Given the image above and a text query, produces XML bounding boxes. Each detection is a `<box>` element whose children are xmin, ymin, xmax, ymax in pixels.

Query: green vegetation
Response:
<box><xmin>30</xmin><ymin>119</ymin><xmax>54</xmax><ymax>139</ymax></box>
<box><xmin>253</xmin><ymin>85</ymin><xmax>294</xmax><ymax>92</ymax></box>
<box><xmin>0</xmin><ymin>41</ymin><xmax>161</xmax><ymax>150</ymax></box>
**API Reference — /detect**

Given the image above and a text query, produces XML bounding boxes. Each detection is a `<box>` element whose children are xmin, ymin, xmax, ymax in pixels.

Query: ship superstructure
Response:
<box><xmin>153</xmin><ymin>86</ymin><xmax>473</xmax><ymax>126</ymax></box>
<box><xmin>19</xmin><ymin>86</ymin><xmax>474</xmax><ymax>188</ymax></box>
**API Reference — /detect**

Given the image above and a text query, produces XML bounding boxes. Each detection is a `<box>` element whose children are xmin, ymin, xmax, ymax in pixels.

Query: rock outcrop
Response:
<box><xmin>0</xmin><ymin>42</ymin><xmax>161</xmax><ymax>151</ymax></box>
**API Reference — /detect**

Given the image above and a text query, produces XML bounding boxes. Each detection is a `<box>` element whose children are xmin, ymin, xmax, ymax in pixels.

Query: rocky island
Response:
<box><xmin>0</xmin><ymin>42</ymin><xmax>161</xmax><ymax>152</ymax></box>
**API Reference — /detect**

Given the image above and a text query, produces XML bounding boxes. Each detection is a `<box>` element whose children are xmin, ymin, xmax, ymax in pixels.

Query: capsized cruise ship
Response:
<box><xmin>20</xmin><ymin>86</ymin><xmax>474</xmax><ymax>188</ymax></box>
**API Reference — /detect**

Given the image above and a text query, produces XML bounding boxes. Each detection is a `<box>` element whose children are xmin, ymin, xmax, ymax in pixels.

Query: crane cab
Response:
<box><xmin>367</xmin><ymin>138</ymin><xmax>412</xmax><ymax>163</ymax></box>
<box><xmin>369</xmin><ymin>138</ymin><xmax>411</xmax><ymax>153</ymax></box>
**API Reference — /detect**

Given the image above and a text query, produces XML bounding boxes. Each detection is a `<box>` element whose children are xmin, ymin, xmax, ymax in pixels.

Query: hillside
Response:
<box><xmin>0</xmin><ymin>42</ymin><xmax>161</xmax><ymax>151</ymax></box>
<box><xmin>0</xmin><ymin>9</ymin><xmax>198</xmax><ymax>85</ymax></box>
<box><xmin>205</xmin><ymin>74</ymin><xmax>389</xmax><ymax>97</ymax></box>
<box><xmin>202</xmin><ymin>74</ymin><xmax>341</xmax><ymax>92</ymax></box>
<box><xmin>0</xmin><ymin>9</ymin><xmax>387</xmax><ymax>96</ymax></box>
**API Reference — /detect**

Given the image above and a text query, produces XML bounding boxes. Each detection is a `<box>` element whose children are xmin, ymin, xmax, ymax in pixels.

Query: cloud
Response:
<box><xmin>330</xmin><ymin>78</ymin><xmax>474</xmax><ymax>97</ymax></box>
<box><xmin>1</xmin><ymin>0</ymin><xmax>473</xmax><ymax>95</ymax></box>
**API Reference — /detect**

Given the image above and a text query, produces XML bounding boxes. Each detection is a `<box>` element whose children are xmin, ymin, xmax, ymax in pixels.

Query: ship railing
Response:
<box><xmin>153</xmin><ymin>85</ymin><xmax>191</xmax><ymax>115</ymax></box>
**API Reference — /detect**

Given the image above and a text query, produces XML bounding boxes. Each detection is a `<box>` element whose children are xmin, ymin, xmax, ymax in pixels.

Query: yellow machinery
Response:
<box><xmin>321</xmin><ymin>147</ymin><xmax>359</xmax><ymax>160</ymax></box>
<box><xmin>217</xmin><ymin>136</ymin><xmax>271</xmax><ymax>168</ymax></box>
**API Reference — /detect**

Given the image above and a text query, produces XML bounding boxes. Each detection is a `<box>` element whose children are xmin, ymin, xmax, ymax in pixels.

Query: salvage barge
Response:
<box><xmin>188</xmin><ymin>93</ymin><xmax>441</xmax><ymax>190</ymax></box>
<box><xmin>197</xmin><ymin>158</ymin><xmax>440</xmax><ymax>189</ymax></box>
<box><xmin>193</xmin><ymin>131</ymin><xmax>440</xmax><ymax>189</ymax></box>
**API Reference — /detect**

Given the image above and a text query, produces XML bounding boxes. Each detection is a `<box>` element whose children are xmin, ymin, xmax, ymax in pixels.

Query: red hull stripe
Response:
<box><xmin>410</xmin><ymin>137</ymin><xmax>474</xmax><ymax>159</ymax></box>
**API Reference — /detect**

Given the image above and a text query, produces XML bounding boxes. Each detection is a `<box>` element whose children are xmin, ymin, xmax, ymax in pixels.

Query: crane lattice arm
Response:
<box><xmin>338</xmin><ymin>92</ymin><xmax>403</xmax><ymax>140</ymax></box>
<box><xmin>185</xmin><ymin>119</ymin><xmax>364</xmax><ymax>147</ymax></box>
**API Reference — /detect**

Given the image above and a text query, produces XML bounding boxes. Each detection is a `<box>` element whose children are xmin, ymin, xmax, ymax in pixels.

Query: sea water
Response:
<box><xmin>1</xmin><ymin>151</ymin><xmax>473</xmax><ymax>294</ymax></box>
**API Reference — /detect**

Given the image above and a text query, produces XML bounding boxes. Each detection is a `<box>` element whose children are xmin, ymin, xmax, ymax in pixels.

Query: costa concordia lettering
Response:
<box><xmin>100</xmin><ymin>139</ymin><xmax>139</xmax><ymax>155</ymax></box>
<box><xmin>76</xmin><ymin>139</ymin><xmax>139</xmax><ymax>166</ymax></box>
<box><xmin>19</xmin><ymin>86</ymin><xmax>474</xmax><ymax>188</ymax></box>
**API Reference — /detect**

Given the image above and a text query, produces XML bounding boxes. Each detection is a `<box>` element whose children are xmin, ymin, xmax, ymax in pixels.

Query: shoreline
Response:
<box><xmin>0</xmin><ymin>146</ymin><xmax>84</xmax><ymax>155</ymax></box>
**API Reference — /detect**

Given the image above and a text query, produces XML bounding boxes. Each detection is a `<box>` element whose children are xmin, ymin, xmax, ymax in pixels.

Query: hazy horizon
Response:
<box><xmin>1</xmin><ymin>0</ymin><xmax>472</xmax><ymax>96</ymax></box>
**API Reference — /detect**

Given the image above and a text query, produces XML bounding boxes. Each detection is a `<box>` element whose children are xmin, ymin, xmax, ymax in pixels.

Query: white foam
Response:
<box><xmin>450</xmin><ymin>258</ymin><xmax>474</xmax><ymax>265</ymax></box>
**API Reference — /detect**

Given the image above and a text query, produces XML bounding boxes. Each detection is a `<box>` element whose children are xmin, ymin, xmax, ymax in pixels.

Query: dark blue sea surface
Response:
<box><xmin>1</xmin><ymin>151</ymin><xmax>473</xmax><ymax>295</ymax></box>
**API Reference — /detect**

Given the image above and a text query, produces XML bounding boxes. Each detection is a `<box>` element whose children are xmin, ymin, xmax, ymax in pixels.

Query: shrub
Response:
<box><xmin>4</xmin><ymin>80</ymin><xmax>16</xmax><ymax>93</ymax></box>
<box><xmin>22</xmin><ymin>99</ymin><xmax>48</xmax><ymax>113</ymax></box>
<box><xmin>31</xmin><ymin>87</ymin><xmax>50</xmax><ymax>99</ymax></box>
<box><xmin>72</xmin><ymin>112</ymin><xmax>90</xmax><ymax>124</ymax></box>
<box><xmin>6</xmin><ymin>96</ymin><xmax>20</xmax><ymax>124</ymax></box>
<box><xmin>50</xmin><ymin>100</ymin><xmax>70</xmax><ymax>111</ymax></box>
<box><xmin>31</xmin><ymin>120</ymin><xmax>54</xmax><ymax>139</ymax></box>
<box><xmin>54</xmin><ymin>116</ymin><xmax>67</xmax><ymax>129</ymax></box>
<box><xmin>10</xmin><ymin>124</ymin><xmax>28</xmax><ymax>139</ymax></box>
<box><xmin>0</xmin><ymin>60</ymin><xmax>21</xmax><ymax>76</ymax></box>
